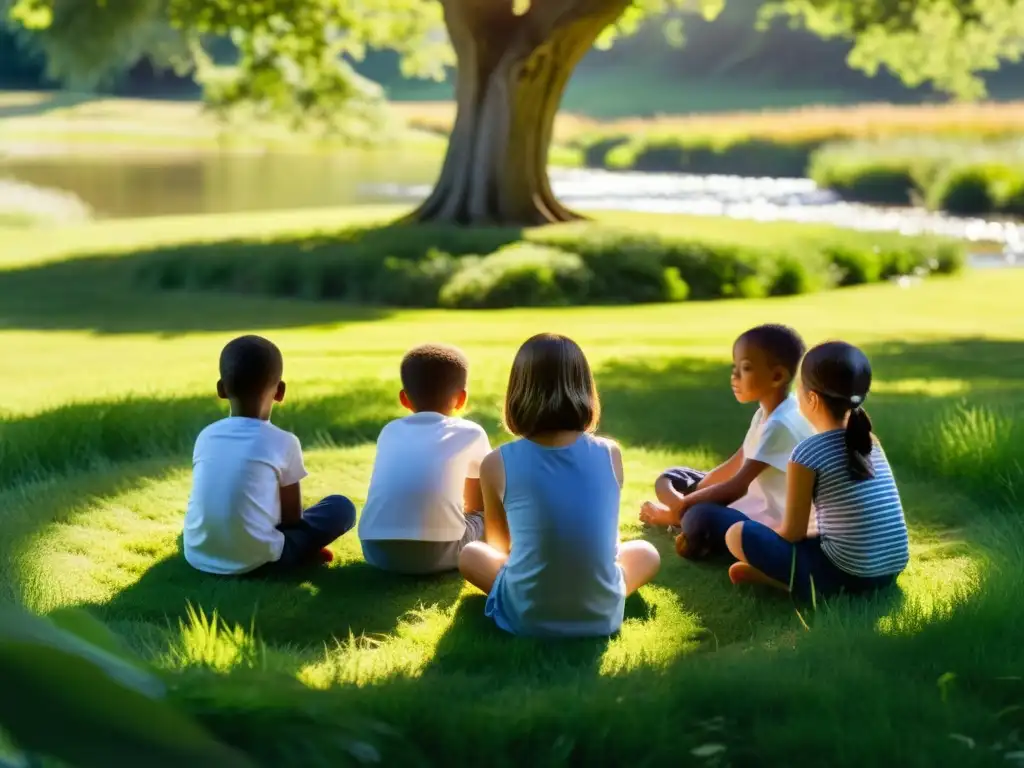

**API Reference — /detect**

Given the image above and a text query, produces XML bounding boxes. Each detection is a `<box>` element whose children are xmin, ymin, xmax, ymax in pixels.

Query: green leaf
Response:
<box><xmin>47</xmin><ymin>607</ymin><xmax>147</xmax><ymax>670</ymax></box>
<box><xmin>0</xmin><ymin>608</ymin><xmax>252</xmax><ymax>768</ymax></box>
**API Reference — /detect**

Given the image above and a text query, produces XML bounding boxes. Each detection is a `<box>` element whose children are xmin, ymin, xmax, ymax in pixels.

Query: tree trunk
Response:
<box><xmin>407</xmin><ymin>0</ymin><xmax>630</xmax><ymax>227</ymax></box>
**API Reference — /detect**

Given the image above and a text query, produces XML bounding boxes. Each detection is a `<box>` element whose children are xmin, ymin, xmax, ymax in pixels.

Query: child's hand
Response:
<box><xmin>639</xmin><ymin>500</ymin><xmax>678</xmax><ymax>527</ymax></box>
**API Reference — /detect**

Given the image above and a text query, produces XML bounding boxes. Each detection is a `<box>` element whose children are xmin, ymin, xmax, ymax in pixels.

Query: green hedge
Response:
<box><xmin>578</xmin><ymin>133</ymin><xmax>825</xmax><ymax>178</ymax></box>
<box><xmin>809</xmin><ymin>139</ymin><xmax>1024</xmax><ymax>215</ymax></box>
<box><xmin>576</xmin><ymin>131</ymin><xmax>1024</xmax><ymax>216</ymax></box>
<box><xmin>131</xmin><ymin>221</ymin><xmax>965</xmax><ymax>310</ymax></box>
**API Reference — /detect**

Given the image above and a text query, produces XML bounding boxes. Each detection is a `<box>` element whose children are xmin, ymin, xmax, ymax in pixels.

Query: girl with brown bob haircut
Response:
<box><xmin>459</xmin><ymin>334</ymin><xmax>660</xmax><ymax>638</ymax></box>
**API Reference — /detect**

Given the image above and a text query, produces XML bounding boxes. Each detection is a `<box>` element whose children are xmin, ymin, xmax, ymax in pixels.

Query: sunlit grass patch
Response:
<box><xmin>0</xmin><ymin>212</ymin><xmax>1021</xmax><ymax>764</ymax></box>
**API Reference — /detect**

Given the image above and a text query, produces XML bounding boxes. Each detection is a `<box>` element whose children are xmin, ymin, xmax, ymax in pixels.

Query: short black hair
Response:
<box><xmin>400</xmin><ymin>343</ymin><xmax>469</xmax><ymax>412</ymax></box>
<box><xmin>219</xmin><ymin>335</ymin><xmax>283</xmax><ymax>400</ymax></box>
<box><xmin>736</xmin><ymin>324</ymin><xmax>806</xmax><ymax>379</ymax></box>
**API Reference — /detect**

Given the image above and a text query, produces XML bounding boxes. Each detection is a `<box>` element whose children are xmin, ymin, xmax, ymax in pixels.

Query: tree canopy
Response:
<box><xmin>6</xmin><ymin>0</ymin><xmax>1024</xmax><ymax>121</ymax></box>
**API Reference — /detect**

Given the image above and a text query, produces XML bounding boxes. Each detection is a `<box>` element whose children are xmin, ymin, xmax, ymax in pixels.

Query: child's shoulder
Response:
<box><xmin>447</xmin><ymin>415</ymin><xmax>488</xmax><ymax>435</ymax></box>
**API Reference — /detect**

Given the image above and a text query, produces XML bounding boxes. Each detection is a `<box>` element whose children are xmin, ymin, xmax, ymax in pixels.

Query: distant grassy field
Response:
<box><xmin>6</xmin><ymin>90</ymin><xmax>1024</xmax><ymax>156</ymax></box>
<box><xmin>0</xmin><ymin>205</ymin><xmax>1022</xmax><ymax>764</ymax></box>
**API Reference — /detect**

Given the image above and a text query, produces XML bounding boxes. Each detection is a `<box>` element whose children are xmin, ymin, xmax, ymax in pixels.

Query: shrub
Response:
<box><xmin>129</xmin><ymin>219</ymin><xmax>964</xmax><ymax>310</ymax></box>
<box><xmin>438</xmin><ymin>245</ymin><xmax>592</xmax><ymax>309</ymax></box>
<box><xmin>587</xmin><ymin>134</ymin><xmax>822</xmax><ymax>177</ymax></box>
<box><xmin>535</xmin><ymin>229</ymin><xmax>687</xmax><ymax>303</ymax></box>
<box><xmin>810</xmin><ymin>138</ymin><xmax>1024</xmax><ymax>214</ymax></box>
<box><xmin>808</xmin><ymin>148</ymin><xmax>924</xmax><ymax>205</ymax></box>
<box><xmin>822</xmin><ymin>244</ymin><xmax>883</xmax><ymax>286</ymax></box>
<box><xmin>927</xmin><ymin>165</ymin><xmax>996</xmax><ymax>215</ymax></box>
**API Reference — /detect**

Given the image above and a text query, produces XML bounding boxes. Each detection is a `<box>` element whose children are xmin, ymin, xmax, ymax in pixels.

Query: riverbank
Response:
<box><xmin>5</xmin><ymin>93</ymin><xmax>1024</xmax><ymax>221</ymax></box>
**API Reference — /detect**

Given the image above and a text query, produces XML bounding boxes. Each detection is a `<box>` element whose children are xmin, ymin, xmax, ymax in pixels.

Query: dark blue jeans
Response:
<box><xmin>680</xmin><ymin>503</ymin><xmax>750</xmax><ymax>559</ymax></box>
<box><xmin>271</xmin><ymin>494</ymin><xmax>357</xmax><ymax>570</ymax></box>
<box><xmin>662</xmin><ymin>467</ymin><xmax>749</xmax><ymax>559</ymax></box>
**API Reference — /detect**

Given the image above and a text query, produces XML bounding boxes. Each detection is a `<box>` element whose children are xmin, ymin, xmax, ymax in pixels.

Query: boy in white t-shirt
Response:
<box><xmin>183</xmin><ymin>335</ymin><xmax>355</xmax><ymax>576</ymax></box>
<box><xmin>359</xmin><ymin>343</ymin><xmax>491</xmax><ymax>575</ymax></box>
<box><xmin>639</xmin><ymin>324</ymin><xmax>813</xmax><ymax>559</ymax></box>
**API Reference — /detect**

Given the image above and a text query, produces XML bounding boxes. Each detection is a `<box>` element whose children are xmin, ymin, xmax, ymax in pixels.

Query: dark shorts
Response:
<box><xmin>740</xmin><ymin>521</ymin><xmax>898</xmax><ymax>601</ymax></box>
<box><xmin>361</xmin><ymin>512</ymin><xmax>485</xmax><ymax>575</ymax></box>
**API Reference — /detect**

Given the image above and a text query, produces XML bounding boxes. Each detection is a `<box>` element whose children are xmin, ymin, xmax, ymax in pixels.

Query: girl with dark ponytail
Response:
<box><xmin>721</xmin><ymin>341</ymin><xmax>910</xmax><ymax>601</ymax></box>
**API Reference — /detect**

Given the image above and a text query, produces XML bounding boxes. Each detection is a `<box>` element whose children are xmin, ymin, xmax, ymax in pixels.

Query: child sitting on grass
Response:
<box><xmin>184</xmin><ymin>335</ymin><xmax>356</xmax><ymax>576</ymax></box>
<box><xmin>725</xmin><ymin>341</ymin><xmax>909</xmax><ymax>599</ymax></box>
<box><xmin>359</xmin><ymin>344</ymin><xmax>492</xmax><ymax>575</ymax></box>
<box><xmin>639</xmin><ymin>324</ymin><xmax>813</xmax><ymax>559</ymax></box>
<box><xmin>459</xmin><ymin>333</ymin><xmax>661</xmax><ymax>638</ymax></box>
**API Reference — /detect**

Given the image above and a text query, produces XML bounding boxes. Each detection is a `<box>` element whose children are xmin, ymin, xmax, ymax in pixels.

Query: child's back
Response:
<box><xmin>184</xmin><ymin>335</ymin><xmax>355</xmax><ymax>576</ymax></box>
<box><xmin>185</xmin><ymin>416</ymin><xmax>304</xmax><ymax>575</ymax></box>
<box><xmin>487</xmin><ymin>432</ymin><xmax>624</xmax><ymax>637</ymax></box>
<box><xmin>359</xmin><ymin>343</ymin><xmax>491</xmax><ymax>575</ymax></box>
<box><xmin>794</xmin><ymin>430</ymin><xmax>909</xmax><ymax>577</ymax></box>
<box><xmin>359</xmin><ymin>412</ymin><xmax>489</xmax><ymax>542</ymax></box>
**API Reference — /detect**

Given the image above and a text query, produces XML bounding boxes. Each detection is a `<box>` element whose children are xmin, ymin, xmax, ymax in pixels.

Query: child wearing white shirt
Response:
<box><xmin>640</xmin><ymin>324</ymin><xmax>814</xmax><ymax>558</ymax></box>
<box><xmin>184</xmin><ymin>335</ymin><xmax>355</xmax><ymax>576</ymax></box>
<box><xmin>359</xmin><ymin>344</ymin><xmax>491</xmax><ymax>575</ymax></box>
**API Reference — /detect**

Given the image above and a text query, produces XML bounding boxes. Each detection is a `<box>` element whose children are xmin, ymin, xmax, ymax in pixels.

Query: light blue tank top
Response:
<box><xmin>485</xmin><ymin>433</ymin><xmax>626</xmax><ymax>637</ymax></box>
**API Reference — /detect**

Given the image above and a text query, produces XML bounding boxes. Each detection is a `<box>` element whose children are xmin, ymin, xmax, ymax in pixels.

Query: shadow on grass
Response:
<box><xmin>88</xmin><ymin>552</ymin><xmax>465</xmax><ymax>648</ymax></box>
<box><xmin>0</xmin><ymin>223</ymin><xmax>525</xmax><ymax>334</ymax></box>
<box><xmin>0</xmin><ymin>386</ymin><xmax>408</xmax><ymax>490</ymax></box>
<box><xmin>418</xmin><ymin>592</ymin><xmax>654</xmax><ymax>682</ymax></box>
<box><xmin>0</xmin><ymin>386</ymin><xmax>508</xmax><ymax>495</ymax></box>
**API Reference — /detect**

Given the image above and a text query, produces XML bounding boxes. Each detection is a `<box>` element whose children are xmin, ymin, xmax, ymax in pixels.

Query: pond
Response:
<box><xmin>1</xmin><ymin>149</ymin><xmax>1021</xmax><ymax>263</ymax></box>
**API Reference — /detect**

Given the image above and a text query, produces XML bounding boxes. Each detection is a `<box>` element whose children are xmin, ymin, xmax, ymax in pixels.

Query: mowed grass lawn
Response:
<box><xmin>0</xmin><ymin>209</ymin><xmax>1022</xmax><ymax>765</ymax></box>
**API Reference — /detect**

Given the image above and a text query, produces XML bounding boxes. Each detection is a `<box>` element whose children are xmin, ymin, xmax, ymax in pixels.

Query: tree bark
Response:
<box><xmin>407</xmin><ymin>0</ymin><xmax>630</xmax><ymax>227</ymax></box>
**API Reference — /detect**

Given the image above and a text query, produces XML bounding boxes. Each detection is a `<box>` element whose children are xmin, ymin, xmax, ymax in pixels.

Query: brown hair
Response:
<box><xmin>503</xmin><ymin>334</ymin><xmax>600</xmax><ymax>437</ymax></box>
<box><xmin>400</xmin><ymin>343</ymin><xmax>469</xmax><ymax>413</ymax></box>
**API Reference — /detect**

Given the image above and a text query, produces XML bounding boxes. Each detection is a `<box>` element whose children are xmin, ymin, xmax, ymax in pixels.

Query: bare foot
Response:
<box><xmin>639</xmin><ymin>500</ymin><xmax>678</xmax><ymax>528</ymax></box>
<box><xmin>728</xmin><ymin>562</ymin><xmax>788</xmax><ymax>592</ymax></box>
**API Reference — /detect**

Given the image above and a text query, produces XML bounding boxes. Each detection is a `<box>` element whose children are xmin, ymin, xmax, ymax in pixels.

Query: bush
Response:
<box><xmin>131</xmin><ymin>219</ymin><xmax>965</xmax><ymax>310</ymax></box>
<box><xmin>927</xmin><ymin>165</ymin><xmax>996</xmax><ymax>215</ymax></box>
<box><xmin>810</xmin><ymin>138</ymin><xmax>1024</xmax><ymax>214</ymax></box>
<box><xmin>589</xmin><ymin>134</ymin><xmax>823</xmax><ymax>177</ymax></box>
<box><xmin>438</xmin><ymin>245</ymin><xmax>592</xmax><ymax>309</ymax></box>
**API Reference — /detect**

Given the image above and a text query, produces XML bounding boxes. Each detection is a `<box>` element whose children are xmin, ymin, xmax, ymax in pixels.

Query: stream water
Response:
<box><xmin>1</xmin><ymin>151</ymin><xmax>1020</xmax><ymax>265</ymax></box>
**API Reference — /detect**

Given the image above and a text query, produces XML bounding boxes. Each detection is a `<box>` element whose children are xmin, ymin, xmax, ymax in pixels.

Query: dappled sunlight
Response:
<box><xmin>599</xmin><ymin>585</ymin><xmax>711</xmax><ymax>675</ymax></box>
<box><xmin>1</xmin><ymin>268</ymin><xmax>1022</xmax><ymax>764</ymax></box>
<box><xmin>298</xmin><ymin>595</ymin><xmax>470</xmax><ymax>688</ymax></box>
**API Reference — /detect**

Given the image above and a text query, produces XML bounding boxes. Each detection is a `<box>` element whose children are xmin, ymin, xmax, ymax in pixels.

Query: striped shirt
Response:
<box><xmin>791</xmin><ymin>430</ymin><xmax>909</xmax><ymax>578</ymax></box>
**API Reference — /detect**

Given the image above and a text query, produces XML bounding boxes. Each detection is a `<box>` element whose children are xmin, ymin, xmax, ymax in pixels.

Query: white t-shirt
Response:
<box><xmin>731</xmin><ymin>395</ymin><xmax>815</xmax><ymax>530</ymax></box>
<box><xmin>358</xmin><ymin>412</ymin><xmax>491</xmax><ymax>543</ymax></box>
<box><xmin>184</xmin><ymin>417</ymin><xmax>308</xmax><ymax>575</ymax></box>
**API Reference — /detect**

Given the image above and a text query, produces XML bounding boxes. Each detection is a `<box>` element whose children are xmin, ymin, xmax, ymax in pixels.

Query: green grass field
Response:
<box><xmin>1</xmin><ymin>208</ymin><xmax>1022</xmax><ymax>765</ymax></box>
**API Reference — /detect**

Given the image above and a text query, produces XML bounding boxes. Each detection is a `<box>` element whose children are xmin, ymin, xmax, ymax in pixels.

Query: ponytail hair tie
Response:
<box><xmin>850</xmin><ymin>394</ymin><xmax>865</xmax><ymax>407</ymax></box>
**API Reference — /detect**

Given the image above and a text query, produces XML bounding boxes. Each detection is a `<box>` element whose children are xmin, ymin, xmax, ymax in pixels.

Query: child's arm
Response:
<box><xmin>464</xmin><ymin>428</ymin><xmax>490</xmax><ymax>515</ymax></box>
<box><xmin>463</xmin><ymin>478</ymin><xmax>484</xmax><ymax>514</ymax></box>
<box><xmin>280</xmin><ymin>482</ymin><xmax>303</xmax><ymax>527</ymax></box>
<box><xmin>696</xmin><ymin>448</ymin><xmax>744</xmax><ymax>489</ymax></box>
<box><xmin>776</xmin><ymin>460</ymin><xmax>815</xmax><ymax>542</ymax></box>
<box><xmin>479</xmin><ymin>451</ymin><xmax>511</xmax><ymax>555</ymax></box>
<box><xmin>643</xmin><ymin>453</ymin><xmax>765</xmax><ymax>527</ymax></box>
<box><xmin>279</xmin><ymin>434</ymin><xmax>309</xmax><ymax>528</ymax></box>
<box><xmin>676</xmin><ymin>458</ymin><xmax>768</xmax><ymax>516</ymax></box>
